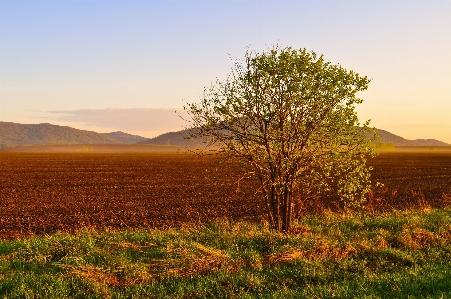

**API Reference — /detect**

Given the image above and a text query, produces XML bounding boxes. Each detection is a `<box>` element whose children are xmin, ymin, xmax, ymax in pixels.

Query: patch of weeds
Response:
<box><xmin>0</xmin><ymin>208</ymin><xmax>450</xmax><ymax>298</ymax></box>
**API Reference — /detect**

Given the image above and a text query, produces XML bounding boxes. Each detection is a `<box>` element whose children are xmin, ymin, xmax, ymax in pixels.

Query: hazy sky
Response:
<box><xmin>1</xmin><ymin>1</ymin><xmax>450</xmax><ymax>141</ymax></box>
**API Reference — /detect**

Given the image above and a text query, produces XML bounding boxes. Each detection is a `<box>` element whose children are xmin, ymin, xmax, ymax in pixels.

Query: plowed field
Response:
<box><xmin>1</xmin><ymin>148</ymin><xmax>451</xmax><ymax>239</ymax></box>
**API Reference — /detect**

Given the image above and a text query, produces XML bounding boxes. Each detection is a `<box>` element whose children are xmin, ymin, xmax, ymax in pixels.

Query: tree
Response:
<box><xmin>184</xmin><ymin>46</ymin><xmax>377</xmax><ymax>233</ymax></box>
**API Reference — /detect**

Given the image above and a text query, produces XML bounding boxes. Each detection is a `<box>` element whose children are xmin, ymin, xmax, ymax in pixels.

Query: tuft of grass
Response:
<box><xmin>0</xmin><ymin>208</ymin><xmax>450</xmax><ymax>298</ymax></box>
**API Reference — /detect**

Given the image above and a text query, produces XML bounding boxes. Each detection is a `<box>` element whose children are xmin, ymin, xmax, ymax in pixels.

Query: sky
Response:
<box><xmin>1</xmin><ymin>1</ymin><xmax>450</xmax><ymax>142</ymax></box>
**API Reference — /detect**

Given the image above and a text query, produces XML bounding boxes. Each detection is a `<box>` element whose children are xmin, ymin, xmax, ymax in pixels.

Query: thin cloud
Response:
<box><xmin>47</xmin><ymin>108</ymin><xmax>189</xmax><ymax>132</ymax></box>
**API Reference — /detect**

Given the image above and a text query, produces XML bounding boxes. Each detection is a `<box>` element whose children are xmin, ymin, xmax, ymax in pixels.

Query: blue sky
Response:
<box><xmin>1</xmin><ymin>1</ymin><xmax>450</xmax><ymax>141</ymax></box>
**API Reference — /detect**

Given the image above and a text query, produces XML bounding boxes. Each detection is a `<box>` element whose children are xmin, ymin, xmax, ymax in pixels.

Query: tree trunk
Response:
<box><xmin>265</xmin><ymin>184</ymin><xmax>293</xmax><ymax>233</ymax></box>
<box><xmin>283</xmin><ymin>191</ymin><xmax>292</xmax><ymax>233</ymax></box>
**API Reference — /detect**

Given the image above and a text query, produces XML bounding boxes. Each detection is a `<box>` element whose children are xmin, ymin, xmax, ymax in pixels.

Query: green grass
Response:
<box><xmin>1</xmin><ymin>208</ymin><xmax>450</xmax><ymax>298</ymax></box>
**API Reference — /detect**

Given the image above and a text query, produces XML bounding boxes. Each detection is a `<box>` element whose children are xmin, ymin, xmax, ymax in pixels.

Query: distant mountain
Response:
<box><xmin>0</xmin><ymin>122</ymin><xmax>122</xmax><ymax>147</ymax></box>
<box><xmin>412</xmin><ymin>139</ymin><xmax>449</xmax><ymax>146</ymax></box>
<box><xmin>138</xmin><ymin>129</ymin><xmax>203</xmax><ymax>146</ymax></box>
<box><xmin>139</xmin><ymin>128</ymin><xmax>450</xmax><ymax>147</ymax></box>
<box><xmin>102</xmin><ymin>131</ymin><xmax>148</xmax><ymax>144</ymax></box>
<box><xmin>376</xmin><ymin>129</ymin><xmax>449</xmax><ymax>146</ymax></box>
<box><xmin>1</xmin><ymin>121</ymin><xmax>448</xmax><ymax>148</ymax></box>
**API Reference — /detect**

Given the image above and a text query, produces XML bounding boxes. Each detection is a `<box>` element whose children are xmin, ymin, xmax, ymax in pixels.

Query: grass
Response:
<box><xmin>0</xmin><ymin>208</ymin><xmax>450</xmax><ymax>298</ymax></box>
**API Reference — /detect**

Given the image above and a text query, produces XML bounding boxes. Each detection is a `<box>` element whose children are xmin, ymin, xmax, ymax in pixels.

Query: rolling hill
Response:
<box><xmin>375</xmin><ymin>129</ymin><xmax>449</xmax><ymax>146</ymax></box>
<box><xmin>103</xmin><ymin>131</ymin><xmax>148</xmax><ymax>144</ymax></box>
<box><xmin>1</xmin><ymin>121</ymin><xmax>448</xmax><ymax>148</ymax></box>
<box><xmin>0</xmin><ymin>122</ymin><xmax>146</xmax><ymax>147</ymax></box>
<box><xmin>140</xmin><ymin>128</ymin><xmax>450</xmax><ymax>147</ymax></box>
<box><xmin>138</xmin><ymin>129</ymin><xmax>202</xmax><ymax>146</ymax></box>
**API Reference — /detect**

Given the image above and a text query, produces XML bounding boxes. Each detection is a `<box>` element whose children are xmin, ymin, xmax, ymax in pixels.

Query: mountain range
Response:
<box><xmin>0</xmin><ymin>121</ymin><xmax>449</xmax><ymax>148</ymax></box>
<box><xmin>0</xmin><ymin>122</ymin><xmax>147</xmax><ymax>148</ymax></box>
<box><xmin>139</xmin><ymin>128</ymin><xmax>450</xmax><ymax>147</ymax></box>
<box><xmin>375</xmin><ymin>129</ymin><xmax>449</xmax><ymax>146</ymax></box>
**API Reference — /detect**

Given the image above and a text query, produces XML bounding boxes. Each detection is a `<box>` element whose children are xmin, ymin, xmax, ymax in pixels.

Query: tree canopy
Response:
<box><xmin>185</xmin><ymin>46</ymin><xmax>377</xmax><ymax>232</ymax></box>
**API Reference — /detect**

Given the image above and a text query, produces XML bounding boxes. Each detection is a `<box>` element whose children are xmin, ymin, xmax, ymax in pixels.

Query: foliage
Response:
<box><xmin>375</xmin><ymin>142</ymin><xmax>396</xmax><ymax>151</ymax></box>
<box><xmin>185</xmin><ymin>46</ymin><xmax>377</xmax><ymax>232</ymax></box>
<box><xmin>0</xmin><ymin>208</ymin><xmax>450</xmax><ymax>298</ymax></box>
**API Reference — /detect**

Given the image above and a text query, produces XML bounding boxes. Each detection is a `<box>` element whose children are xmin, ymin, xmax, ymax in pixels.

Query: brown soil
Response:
<box><xmin>1</xmin><ymin>148</ymin><xmax>450</xmax><ymax>239</ymax></box>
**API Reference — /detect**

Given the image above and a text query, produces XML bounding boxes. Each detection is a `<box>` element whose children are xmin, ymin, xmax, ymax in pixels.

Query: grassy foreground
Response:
<box><xmin>1</xmin><ymin>209</ymin><xmax>450</xmax><ymax>298</ymax></box>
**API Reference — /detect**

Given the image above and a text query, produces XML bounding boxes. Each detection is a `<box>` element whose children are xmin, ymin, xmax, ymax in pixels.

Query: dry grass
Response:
<box><xmin>0</xmin><ymin>208</ymin><xmax>450</xmax><ymax>298</ymax></box>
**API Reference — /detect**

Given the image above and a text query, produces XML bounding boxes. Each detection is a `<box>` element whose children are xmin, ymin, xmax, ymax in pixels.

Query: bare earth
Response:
<box><xmin>1</xmin><ymin>145</ymin><xmax>451</xmax><ymax>239</ymax></box>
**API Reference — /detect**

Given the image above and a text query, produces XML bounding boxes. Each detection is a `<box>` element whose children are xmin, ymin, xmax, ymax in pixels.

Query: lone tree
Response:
<box><xmin>185</xmin><ymin>46</ymin><xmax>377</xmax><ymax>233</ymax></box>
